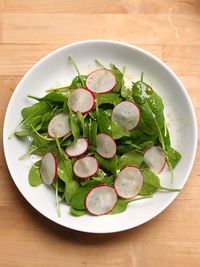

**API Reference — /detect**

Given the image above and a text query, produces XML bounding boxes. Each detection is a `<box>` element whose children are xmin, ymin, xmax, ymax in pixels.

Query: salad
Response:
<box><xmin>11</xmin><ymin>57</ymin><xmax>181</xmax><ymax>216</ymax></box>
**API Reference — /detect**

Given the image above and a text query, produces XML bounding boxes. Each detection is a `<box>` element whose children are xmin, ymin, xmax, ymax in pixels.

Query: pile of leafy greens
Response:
<box><xmin>11</xmin><ymin>59</ymin><xmax>181</xmax><ymax>216</ymax></box>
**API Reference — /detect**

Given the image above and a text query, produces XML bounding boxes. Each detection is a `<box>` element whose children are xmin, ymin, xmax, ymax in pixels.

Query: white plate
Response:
<box><xmin>3</xmin><ymin>40</ymin><xmax>197</xmax><ymax>233</ymax></box>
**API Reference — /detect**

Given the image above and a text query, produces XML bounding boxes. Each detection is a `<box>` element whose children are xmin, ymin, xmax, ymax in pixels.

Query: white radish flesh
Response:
<box><xmin>40</xmin><ymin>152</ymin><xmax>57</xmax><ymax>185</ymax></box>
<box><xmin>144</xmin><ymin>146</ymin><xmax>166</xmax><ymax>174</ymax></box>
<box><xmin>114</xmin><ymin>166</ymin><xmax>143</xmax><ymax>199</ymax></box>
<box><xmin>65</xmin><ymin>138</ymin><xmax>88</xmax><ymax>157</ymax></box>
<box><xmin>48</xmin><ymin>112</ymin><xmax>70</xmax><ymax>138</ymax></box>
<box><xmin>73</xmin><ymin>156</ymin><xmax>98</xmax><ymax>178</ymax></box>
<box><xmin>96</xmin><ymin>133</ymin><xmax>116</xmax><ymax>159</ymax></box>
<box><xmin>86</xmin><ymin>69</ymin><xmax>116</xmax><ymax>94</ymax></box>
<box><xmin>68</xmin><ymin>88</ymin><xmax>95</xmax><ymax>113</ymax></box>
<box><xmin>85</xmin><ymin>185</ymin><xmax>117</xmax><ymax>215</ymax></box>
<box><xmin>112</xmin><ymin>101</ymin><xmax>140</xmax><ymax>131</ymax></box>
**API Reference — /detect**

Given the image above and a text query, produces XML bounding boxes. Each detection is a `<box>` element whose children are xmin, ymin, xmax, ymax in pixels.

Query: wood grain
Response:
<box><xmin>2</xmin><ymin>14</ymin><xmax>200</xmax><ymax>45</ymax></box>
<box><xmin>0</xmin><ymin>1</ymin><xmax>200</xmax><ymax>266</ymax></box>
<box><xmin>5</xmin><ymin>0</ymin><xmax>200</xmax><ymax>14</ymax></box>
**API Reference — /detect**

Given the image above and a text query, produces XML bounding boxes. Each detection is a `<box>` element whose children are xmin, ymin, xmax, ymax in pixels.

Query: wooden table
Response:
<box><xmin>0</xmin><ymin>1</ymin><xmax>200</xmax><ymax>266</ymax></box>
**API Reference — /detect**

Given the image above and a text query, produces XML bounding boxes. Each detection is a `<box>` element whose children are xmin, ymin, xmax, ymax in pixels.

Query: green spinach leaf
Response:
<box><xmin>96</xmin><ymin>93</ymin><xmax>121</xmax><ymax>106</ymax></box>
<box><xmin>110</xmin><ymin>196</ymin><xmax>152</xmax><ymax>215</ymax></box>
<box><xmin>140</xmin><ymin>169</ymin><xmax>180</xmax><ymax>196</ymax></box>
<box><xmin>57</xmin><ymin>157</ymin><xmax>79</xmax><ymax>204</ymax></box>
<box><xmin>117</xmin><ymin>150</ymin><xmax>144</xmax><ymax>169</ymax></box>
<box><xmin>21</xmin><ymin>101</ymin><xmax>51</xmax><ymax>119</ymax></box>
<box><xmin>28</xmin><ymin>161</ymin><xmax>43</xmax><ymax>186</ymax></box>
<box><xmin>70</xmin><ymin>207</ymin><xmax>87</xmax><ymax>216</ymax></box>
<box><xmin>165</xmin><ymin>146</ymin><xmax>181</xmax><ymax>169</ymax></box>
<box><xmin>28</xmin><ymin>92</ymin><xmax>67</xmax><ymax>104</ymax></box>
<box><xmin>111</xmin><ymin>64</ymin><xmax>124</xmax><ymax>93</ymax></box>
<box><xmin>111</xmin><ymin>121</ymin><xmax>130</xmax><ymax>140</ymax></box>
<box><xmin>95</xmin><ymin>153</ymin><xmax>117</xmax><ymax>176</ymax></box>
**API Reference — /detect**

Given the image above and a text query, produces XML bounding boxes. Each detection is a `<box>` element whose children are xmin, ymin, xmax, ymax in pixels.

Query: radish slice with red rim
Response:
<box><xmin>86</xmin><ymin>69</ymin><xmax>116</xmax><ymax>94</ymax></box>
<box><xmin>68</xmin><ymin>88</ymin><xmax>95</xmax><ymax>113</ymax></box>
<box><xmin>48</xmin><ymin>112</ymin><xmax>70</xmax><ymax>138</ymax></box>
<box><xmin>73</xmin><ymin>156</ymin><xmax>98</xmax><ymax>178</ymax></box>
<box><xmin>85</xmin><ymin>185</ymin><xmax>117</xmax><ymax>215</ymax></box>
<box><xmin>65</xmin><ymin>138</ymin><xmax>88</xmax><ymax>157</ymax></box>
<box><xmin>114</xmin><ymin>166</ymin><xmax>143</xmax><ymax>199</ymax></box>
<box><xmin>40</xmin><ymin>152</ymin><xmax>57</xmax><ymax>185</ymax></box>
<box><xmin>144</xmin><ymin>146</ymin><xmax>166</xmax><ymax>174</ymax></box>
<box><xmin>112</xmin><ymin>101</ymin><xmax>140</xmax><ymax>131</ymax></box>
<box><xmin>96</xmin><ymin>133</ymin><xmax>116</xmax><ymax>159</ymax></box>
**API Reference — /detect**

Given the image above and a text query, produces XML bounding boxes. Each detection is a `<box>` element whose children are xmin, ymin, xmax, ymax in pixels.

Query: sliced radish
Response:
<box><xmin>73</xmin><ymin>156</ymin><xmax>98</xmax><ymax>178</ymax></box>
<box><xmin>144</xmin><ymin>146</ymin><xmax>166</xmax><ymax>174</ymax></box>
<box><xmin>85</xmin><ymin>185</ymin><xmax>117</xmax><ymax>215</ymax></box>
<box><xmin>40</xmin><ymin>152</ymin><xmax>57</xmax><ymax>185</ymax></box>
<box><xmin>65</xmin><ymin>138</ymin><xmax>88</xmax><ymax>157</ymax></box>
<box><xmin>114</xmin><ymin>166</ymin><xmax>143</xmax><ymax>199</ymax></box>
<box><xmin>96</xmin><ymin>133</ymin><xmax>116</xmax><ymax>159</ymax></box>
<box><xmin>48</xmin><ymin>112</ymin><xmax>70</xmax><ymax>138</ymax></box>
<box><xmin>86</xmin><ymin>69</ymin><xmax>116</xmax><ymax>94</ymax></box>
<box><xmin>68</xmin><ymin>88</ymin><xmax>95</xmax><ymax>113</ymax></box>
<box><xmin>112</xmin><ymin>101</ymin><xmax>140</xmax><ymax>131</ymax></box>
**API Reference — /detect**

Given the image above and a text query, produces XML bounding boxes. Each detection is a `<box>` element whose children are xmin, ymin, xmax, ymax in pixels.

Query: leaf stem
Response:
<box><xmin>160</xmin><ymin>186</ymin><xmax>180</xmax><ymax>192</ymax></box>
<box><xmin>28</xmin><ymin>95</ymin><xmax>41</xmax><ymax>101</ymax></box>
<box><xmin>19</xmin><ymin>146</ymin><xmax>37</xmax><ymax>160</ymax></box>
<box><xmin>95</xmin><ymin>59</ymin><xmax>106</xmax><ymax>69</ymax></box>
<box><xmin>128</xmin><ymin>195</ymin><xmax>153</xmax><ymax>203</ymax></box>
<box><xmin>69</xmin><ymin>56</ymin><xmax>84</xmax><ymax>87</ymax></box>
<box><xmin>153</xmin><ymin>117</ymin><xmax>165</xmax><ymax>151</ymax></box>
<box><xmin>140</xmin><ymin>72</ymin><xmax>144</xmax><ymax>82</ymax></box>
<box><xmin>55</xmin><ymin>133</ymin><xmax>65</xmax><ymax>158</ymax></box>
<box><xmin>46</xmin><ymin>86</ymin><xmax>70</xmax><ymax>93</ymax></box>
<box><xmin>56</xmin><ymin>181</ymin><xmax>61</xmax><ymax>217</ymax></box>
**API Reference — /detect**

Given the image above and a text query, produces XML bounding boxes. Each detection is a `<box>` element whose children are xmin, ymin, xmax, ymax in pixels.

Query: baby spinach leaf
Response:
<box><xmin>92</xmin><ymin>174</ymin><xmax>114</xmax><ymax>184</ymax></box>
<box><xmin>70</xmin><ymin>207</ymin><xmax>87</xmax><ymax>216</ymax></box>
<box><xmin>28</xmin><ymin>161</ymin><xmax>42</xmax><ymax>186</ymax></box>
<box><xmin>69</xmin><ymin>75</ymin><xmax>87</xmax><ymax>89</ymax></box>
<box><xmin>98</xmin><ymin>109</ymin><xmax>112</xmax><ymax>134</ymax></box>
<box><xmin>38</xmin><ymin>111</ymin><xmax>60</xmax><ymax>131</ymax></box>
<box><xmin>96</xmin><ymin>93</ymin><xmax>121</xmax><ymax>106</ymax></box>
<box><xmin>110</xmin><ymin>196</ymin><xmax>153</xmax><ymax>215</ymax></box>
<box><xmin>88</xmin><ymin>118</ymin><xmax>98</xmax><ymax>145</ymax></box>
<box><xmin>139</xmin><ymin>182</ymin><xmax>157</xmax><ymax>196</ymax></box>
<box><xmin>69</xmin><ymin>114</ymin><xmax>80</xmax><ymax>141</ymax></box>
<box><xmin>70</xmin><ymin>180</ymin><xmax>100</xmax><ymax>210</ymax></box>
<box><xmin>57</xmin><ymin>157</ymin><xmax>79</xmax><ymax>204</ymax></box>
<box><xmin>28</xmin><ymin>92</ymin><xmax>66</xmax><ymax>104</ymax></box>
<box><xmin>15</xmin><ymin>129</ymin><xmax>30</xmax><ymax>137</ymax></box>
<box><xmin>120</xmin><ymin>86</ymin><xmax>133</xmax><ymax>100</ymax></box>
<box><xmin>165</xmin><ymin>146</ymin><xmax>181</xmax><ymax>169</ymax></box>
<box><xmin>111</xmin><ymin>64</ymin><xmax>124</xmax><ymax>93</ymax></box>
<box><xmin>140</xmin><ymin>169</ymin><xmax>180</xmax><ymax>196</ymax></box>
<box><xmin>76</xmin><ymin>111</ymin><xmax>84</xmax><ymax>131</ymax></box>
<box><xmin>21</xmin><ymin>101</ymin><xmax>51</xmax><ymax>119</ymax></box>
<box><xmin>65</xmin><ymin>180</ymin><xmax>80</xmax><ymax>205</ymax></box>
<box><xmin>23</xmin><ymin>114</ymin><xmax>43</xmax><ymax>128</ymax></box>
<box><xmin>31</xmin><ymin>126</ymin><xmax>55</xmax><ymax>146</ymax></box>
<box><xmin>163</xmin><ymin>125</ymin><xmax>171</xmax><ymax>147</ymax></box>
<box><xmin>52</xmin><ymin>178</ymin><xmax>65</xmax><ymax>193</ymax></box>
<box><xmin>111</xmin><ymin>121</ymin><xmax>130</xmax><ymax>140</ymax></box>
<box><xmin>79</xmin><ymin>178</ymin><xmax>91</xmax><ymax>186</ymax></box>
<box><xmin>132</xmin><ymin>81</ymin><xmax>164</xmax><ymax>135</ymax></box>
<box><xmin>117</xmin><ymin>150</ymin><xmax>144</xmax><ymax>169</ymax></box>
<box><xmin>95</xmin><ymin>153</ymin><xmax>117</xmax><ymax>176</ymax></box>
